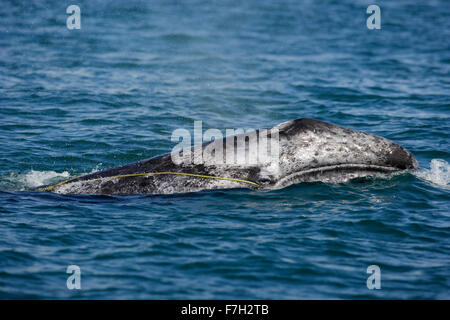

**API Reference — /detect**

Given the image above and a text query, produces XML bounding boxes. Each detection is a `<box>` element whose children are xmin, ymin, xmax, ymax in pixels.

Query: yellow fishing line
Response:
<box><xmin>37</xmin><ymin>171</ymin><xmax>259</xmax><ymax>192</ymax></box>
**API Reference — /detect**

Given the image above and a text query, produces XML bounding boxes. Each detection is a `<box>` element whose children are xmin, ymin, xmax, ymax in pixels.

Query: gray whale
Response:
<box><xmin>37</xmin><ymin>118</ymin><xmax>419</xmax><ymax>195</ymax></box>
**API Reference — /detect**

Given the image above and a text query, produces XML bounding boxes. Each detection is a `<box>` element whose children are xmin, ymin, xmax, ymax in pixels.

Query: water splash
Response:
<box><xmin>415</xmin><ymin>159</ymin><xmax>450</xmax><ymax>189</ymax></box>
<box><xmin>89</xmin><ymin>163</ymin><xmax>103</xmax><ymax>174</ymax></box>
<box><xmin>1</xmin><ymin>170</ymin><xmax>71</xmax><ymax>190</ymax></box>
<box><xmin>0</xmin><ymin>164</ymin><xmax>104</xmax><ymax>191</ymax></box>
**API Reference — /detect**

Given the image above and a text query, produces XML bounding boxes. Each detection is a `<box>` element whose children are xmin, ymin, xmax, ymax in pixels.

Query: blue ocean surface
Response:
<box><xmin>0</xmin><ymin>0</ymin><xmax>449</xmax><ymax>299</ymax></box>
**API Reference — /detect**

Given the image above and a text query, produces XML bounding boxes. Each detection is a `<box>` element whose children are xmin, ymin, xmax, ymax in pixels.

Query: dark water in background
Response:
<box><xmin>0</xmin><ymin>0</ymin><xmax>449</xmax><ymax>299</ymax></box>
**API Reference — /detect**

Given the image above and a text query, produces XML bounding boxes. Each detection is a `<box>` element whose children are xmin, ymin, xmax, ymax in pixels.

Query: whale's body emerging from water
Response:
<box><xmin>37</xmin><ymin>118</ymin><xmax>418</xmax><ymax>195</ymax></box>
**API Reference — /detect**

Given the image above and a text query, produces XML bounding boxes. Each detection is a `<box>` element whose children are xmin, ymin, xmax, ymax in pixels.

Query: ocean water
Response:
<box><xmin>0</xmin><ymin>0</ymin><xmax>449</xmax><ymax>299</ymax></box>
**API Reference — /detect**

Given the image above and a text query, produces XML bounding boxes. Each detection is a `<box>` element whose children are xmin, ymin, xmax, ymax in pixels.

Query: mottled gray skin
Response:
<box><xmin>43</xmin><ymin>118</ymin><xmax>419</xmax><ymax>195</ymax></box>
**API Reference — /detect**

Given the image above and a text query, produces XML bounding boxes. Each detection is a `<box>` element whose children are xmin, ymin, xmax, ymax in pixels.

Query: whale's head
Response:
<box><xmin>260</xmin><ymin>118</ymin><xmax>419</xmax><ymax>188</ymax></box>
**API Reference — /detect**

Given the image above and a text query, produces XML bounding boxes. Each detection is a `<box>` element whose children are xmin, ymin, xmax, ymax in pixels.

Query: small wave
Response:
<box><xmin>415</xmin><ymin>159</ymin><xmax>450</xmax><ymax>189</ymax></box>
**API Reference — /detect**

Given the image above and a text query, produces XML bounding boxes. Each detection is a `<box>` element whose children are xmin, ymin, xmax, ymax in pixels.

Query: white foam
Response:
<box><xmin>415</xmin><ymin>159</ymin><xmax>450</xmax><ymax>189</ymax></box>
